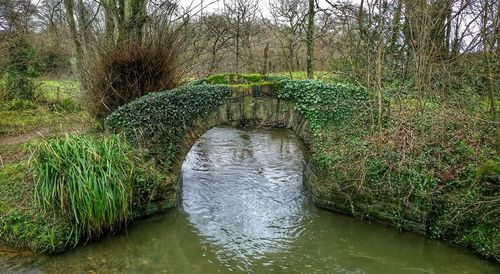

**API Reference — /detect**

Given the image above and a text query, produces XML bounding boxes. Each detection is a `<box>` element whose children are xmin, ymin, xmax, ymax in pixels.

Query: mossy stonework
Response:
<box><xmin>109</xmin><ymin>83</ymin><xmax>315</xmax><ymax>205</ymax></box>
<box><xmin>174</xmin><ymin>85</ymin><xmax>314</xmax><ymax>200</ymax></box>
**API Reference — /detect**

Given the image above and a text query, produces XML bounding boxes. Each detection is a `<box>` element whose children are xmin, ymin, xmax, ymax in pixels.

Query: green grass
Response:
<box><xmin>0</xmin><ymin>79</ymin><xmax>90</xmax><ymax>136</ymax></box>
<box><xmin>33</xmin><ymin>134</ymin><xmax>135</xmax><ymax>238</ymax></box>
<box><xmin>0</xmin><ymin>107</ymin><xmax>90</xmax><ymax>136</ymax></box>
<box><xmin>0</xmin><ymin>133</ymin><xmax>174</xmax><ymax>253</ymax></box>
<box><xmin>268</xmin><ymin>71</ymin><xmax>345</xmax><ymax>82</ymax></box>
<box><xmin>0</xmin><ymin>78</ymin><xmax>176</xmax><ymax>253</ymax></box>
<box><xmin>0</xmin><ymin>162</ymin><xmax>76</xmax><ymax>252</ymax></box>
<box><xmin>36</xmin><ymin>79</ymin><xmax>81</xmax><ymax>102</ymax></box>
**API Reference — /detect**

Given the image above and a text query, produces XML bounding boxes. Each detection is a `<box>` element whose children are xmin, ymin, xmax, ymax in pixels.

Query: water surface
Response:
<box><xmin>1</xmin><ymin>127</ymin><xmax>498</xmax><ymax>273</ymax></box>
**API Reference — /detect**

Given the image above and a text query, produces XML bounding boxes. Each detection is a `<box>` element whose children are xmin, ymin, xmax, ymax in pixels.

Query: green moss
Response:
<box><xmin>131</xmin><ymin>162</ymin><xmax>177</xmax><ymax>218</ymax></box>
<box><xmin>0</xmin><ymin>211</ymin><xmax>75</xmax><ymax>253</ymax></box>
<box><xmin>205</xmin><ymin>73</ymin><xmax>264</xmax><ymax>85</ymax></box>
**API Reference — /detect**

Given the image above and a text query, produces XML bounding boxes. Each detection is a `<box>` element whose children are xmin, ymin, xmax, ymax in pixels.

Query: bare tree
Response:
<box><xmin>202</xmin><ymin>13</ymin><xmax>232</xmax><ymax>73</ymax></box>
<box><xmin>223</xmin><ymin>0</ymin><xmax>258</xmax><ymax>72</ymax></box>
<box><xmin>0</xmin><ymin>0</ymin><xmax>37</xmax><ymax>33</ymax></box>
<box><xmin>268</xmin><ymin>0</ymin><xmax>308</xmax><ymax>75</ymax></box>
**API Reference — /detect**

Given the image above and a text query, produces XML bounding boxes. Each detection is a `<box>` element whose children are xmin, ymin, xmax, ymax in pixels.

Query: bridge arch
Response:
<box><xmin>106</xmin><ymin>83</ymin><xmax>316</xmax><ymax>206</ymax></box>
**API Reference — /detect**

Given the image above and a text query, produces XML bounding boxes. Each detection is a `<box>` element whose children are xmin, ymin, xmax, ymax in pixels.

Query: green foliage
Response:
<box><xmin>0</xmin><ymin>162</ymin><xmax>76</xmax><ymax>253</ymax></box>
<box><xmin>268</xmin><ymin>71</ymin><xmax>349</xmax><ymax>83</ymax></box>
<box><xmin>477</xmin><ymin>158</ymin><xmax>500</xmax><ymax>184</ymax></box>
<box><xmin>1</xmin><ymin>133</ymin><xmax>172</xmax><ymax>253</ymax></box>
<box><xmin>0</xmin><ymin>211</ymin><xmax>75</xmax><ymax>253</ymax></box>
<box><xmin>48</xmin><ymin>97</ymin><xmax>78</xmax><ymax>112</ymax></box>
<box><xmin>278</xmin><ymin>79</ymin><xmax>370</xmax><ymax>131</ymax></box>
<box><xmin>33</xmin><ymin>134</ymin><xmax>135</xmax><ymax>238</ymax></box>
<box><xmin>0</xmin><ymin>98</ymin><xmax>37</xmax><ymax>111</ymax></box>
<box><xmin>38</xmin><ymin>80</ymin><xmax>82</xmax><ymax>112</ymax></box>
<box><xmin>277</xmin><ymin>79</ymin><xmax>498</xmax><ymax>259</ymax></box>
<box><xmin>106</xmin><ymin>84</ymin><xmax>231</xmax><ymax>166</ymax></box>
<box><xmin>6</xmin><ymin>36</ymin><xmax>39</xmax><ymax>76</ymax></box>
<box><xmin>37</xmin><ymin>45</ymin><xmax>72</xmax><ymax>76</ymax></box>
<box><xmin>1</xmin><ymin>36</ymin><xmax>38</xmax><ymax>101</ymax></box>
<box><xmin>2</xmin><ymin>71</ymin><xmax>35</xmax><ymax>100</ymax></box>
<box><xmin>131</xmin><ymin>162</ymin><xmax>176</xmax><ymax>218</ymax></box>
<box><xmin>0</xmin><ymin>106</ymin><xmax>90</xmax><ymax>136</ymax></box>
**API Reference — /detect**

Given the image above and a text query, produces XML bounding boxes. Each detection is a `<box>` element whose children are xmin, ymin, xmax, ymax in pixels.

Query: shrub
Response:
<box><xmin>36</xmin><ymin>43</ymin><xmax>72</xmax><ymax>76</ymax></box>
<box><xmin>2</xmin><ymin>35</ymin><xmax>37</xmax><ymax>101</ymax></box>
<box><xmin>81</xmin><ymin>37</ymin><xmax>184</xmax><ymax>120</ymax></box>
<box><xmin>48</xmin><ymin>97</ymin><xmax>79</xmax><ymax>112</ymax></box>
<box><xmin>5</xmin><ymin>36</ymin><xmax>38</xmax><ymax>77</ymax></box>
<box><xmin>2</xmin><ymin>70</ymin><xmax>35</xmax><ymax>100</ymax></box>
<box><xmin>33</xmin><ymin>134</ymin><xmax>135</xmax><ymax>238</ymax></box>
<box><xmin>106</xmin><ymin>84</ymin><xmax>231</xmax><ymax>166</ymax></box>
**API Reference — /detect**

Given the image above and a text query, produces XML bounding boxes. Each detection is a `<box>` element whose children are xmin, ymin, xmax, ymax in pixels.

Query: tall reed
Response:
<box><xmin>33</xmin><ymin>134</ymin><xmax>134</xmax><ymax>238</ymax></box>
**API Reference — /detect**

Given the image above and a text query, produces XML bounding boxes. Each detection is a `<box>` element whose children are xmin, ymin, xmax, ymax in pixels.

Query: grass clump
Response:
<box><xmin>33</xmin><ymin>134</ymin><xmax>134</xmax><ymax>238</ymax></box>
<box><xmin>0</xmin><ymin>99</ymin><xmax>37</xmax><ymax>111</ymax></box>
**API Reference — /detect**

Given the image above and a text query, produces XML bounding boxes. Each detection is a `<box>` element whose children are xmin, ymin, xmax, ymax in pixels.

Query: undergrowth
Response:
<box><xmin>1</xmin><ymin>74</ymin><xmax>497</xmax><ymax>260</ymax></box>
<box><xmin>277</xmin><ymin>79</ymin><xmax>500</xmax><ymax>260</ymax></box>
<box><xmin>0</xmin><ymin>162</ymin><xmax>76</xmax><ymax>252</ymax></box>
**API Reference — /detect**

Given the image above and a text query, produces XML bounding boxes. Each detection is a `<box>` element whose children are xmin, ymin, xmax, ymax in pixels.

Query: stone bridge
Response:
<box><xmin>174</xmin><ymin>84</ymin><xmax>317</xmax><ymax>201</ymax></box>
<box><xmin>107</xmin><ymin>83</ymin><xmax>322</xmax><ymax>216</ymax></box>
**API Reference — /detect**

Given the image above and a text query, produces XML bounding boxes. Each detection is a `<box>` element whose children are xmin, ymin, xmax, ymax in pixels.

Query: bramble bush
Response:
<box><xmin>2</xmin><ymin>36</ymin><xmax>38</xmax><ymax>101</ymax></box>
<box><xmin>2</xmin><ymin>71</ymin><xmax>35</xmax><ymax>101</ymax></box>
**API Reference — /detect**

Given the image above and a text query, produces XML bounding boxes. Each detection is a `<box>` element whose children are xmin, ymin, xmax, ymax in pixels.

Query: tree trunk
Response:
<box><xmin>123</xmin><ymin>0</ymin><xmax>147</xmax><ymax>44</ymax></box>
<box><xmin>306</xmin><ymin>0</ymin><xmax>315</xmax><ymax>79</ymax></box>
<box><xmin>375</xmin><ymin>2</ymin><xmax>386</xmax><ymax>152</ymax></box>
<box><xmin>104</xmin><ymin>0</ymin><xmax>117</xmax><ymax>40</ymax></box>
<box><xmin>262</xmin><ymin>41</ymin><xmax>269</xmax><ymax>75</ymax></box>
<box><xmin>64</xmin><ymin>0</ymin><xmax>83</xmax><ymax>65</ymax></box>
<box><xmin>483</xmin><ymin>0</ymin><xmax>500</xmax><ymax>154</ymax></box>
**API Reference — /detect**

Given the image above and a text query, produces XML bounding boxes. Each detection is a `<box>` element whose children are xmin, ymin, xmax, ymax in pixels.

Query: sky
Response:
<box><xmin>175</xmin><ymin>0</ymin><xmax>360</xmax><ymax>18</ymax></box>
